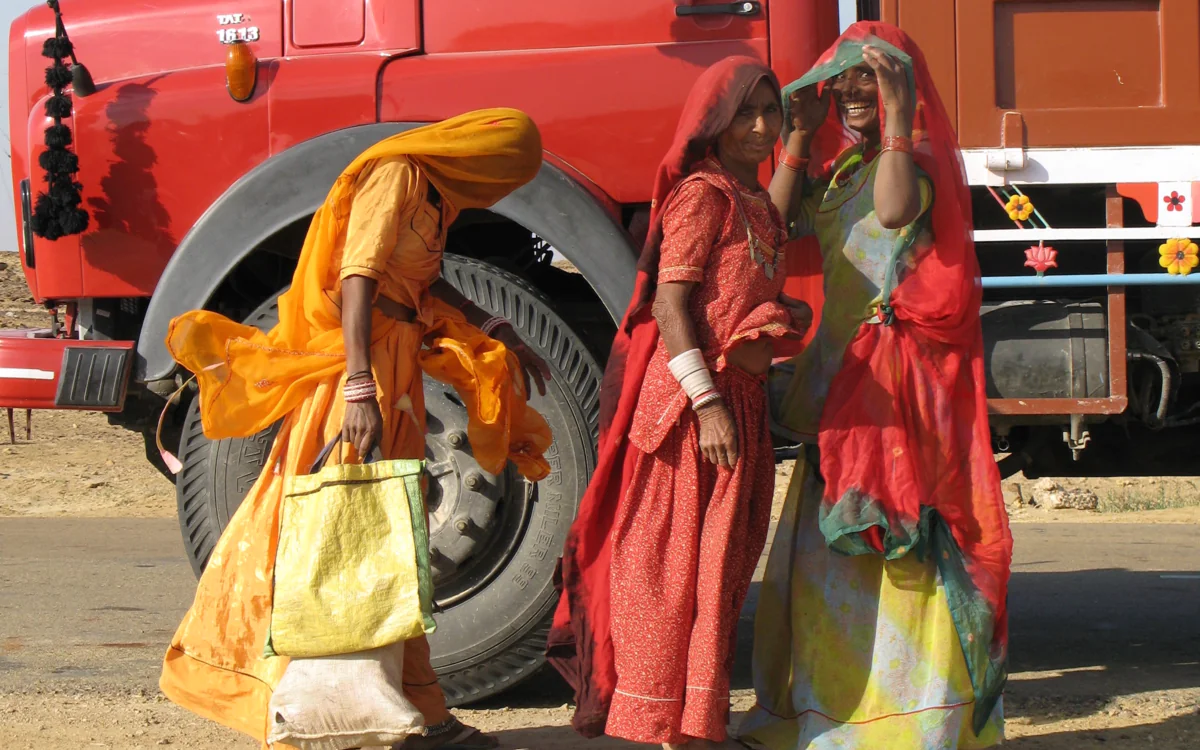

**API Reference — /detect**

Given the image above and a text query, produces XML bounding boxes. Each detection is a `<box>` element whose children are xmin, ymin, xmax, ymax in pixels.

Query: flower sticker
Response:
<box><xmin>1024</xmin><ymin>244</ymin><xmax>1058</xmax><ymax>277</ymax></box>
<box><xmin>1159</xmin><ymin>238</ymin><xmax>1199</xmax><ymax>275</ymax></box>
<box><xmin>1164</xmin><ymin>191</ymin><xmax>1187</xmax><ymax>213</ymax></box>
<box><xmin>1005</xmin><ymin>194</ymin><xmax>1034</xmax><ymax>222</ymax></box>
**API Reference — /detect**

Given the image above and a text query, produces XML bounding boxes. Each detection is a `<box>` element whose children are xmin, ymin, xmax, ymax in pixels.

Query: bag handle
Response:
<box><xmin>310</xmin><ymin>435</ymin><xmax>384</xmax><ymax>474</ymax></box>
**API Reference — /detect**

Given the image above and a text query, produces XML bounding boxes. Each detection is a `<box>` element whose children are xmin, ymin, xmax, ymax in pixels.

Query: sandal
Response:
<box><xmin>394</xmin><ymin>716</ymin><xmax>499</xmax><ymax>749</ymax></box>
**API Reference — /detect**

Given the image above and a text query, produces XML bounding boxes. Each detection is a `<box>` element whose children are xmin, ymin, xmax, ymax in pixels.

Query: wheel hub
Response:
<box><xmin>422</xmin><ymin>377</ymin><xmax>531</xmax><ymax>607</ymax></box>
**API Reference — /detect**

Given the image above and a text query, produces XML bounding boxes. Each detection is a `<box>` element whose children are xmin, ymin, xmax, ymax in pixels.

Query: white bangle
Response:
<box><xmin>692</xmin><ymin>391</ymin><xmax>722</xmax><ymax>411</ymax></box>
<box><xmin>668</xmin><ymin>349</ymin><xmax>716</xmax><ymax>402</ymax></box>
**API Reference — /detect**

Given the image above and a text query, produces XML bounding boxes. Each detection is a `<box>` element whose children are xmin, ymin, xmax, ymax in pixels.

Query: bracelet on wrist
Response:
<box><xmin>779</xmin><ymin>149</ymin><xmax>809</xmax><ymax>172</ymax></box>
<box><xmin>343</xmin><ymin>379</ymin><xmax>378</xmax><ymax>404</ymax></box>
<box><xmin>668</xmin><ymin>349</ymin><xmax>717</xmax><ymax>403</ymax></box>
<box><xmin>692</xmin><ymin>391</ymin><xmax>723</xmax><ymax>411</ymax></box>
<box><xmin>346</xmin><ymin>369</ymin><xmax>373</xmax><ymax>382</ymax></box>
<box><xmin>881</xmin><ymin>135</ymin><xmax>913</xmax><ymax>155</ymax></box>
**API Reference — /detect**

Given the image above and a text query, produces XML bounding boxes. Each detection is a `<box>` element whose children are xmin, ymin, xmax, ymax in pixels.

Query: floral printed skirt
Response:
<box><xmin>738</xmin><ymin>455</ymin><xmax>1004</xmax><ymax>750</ymax></box>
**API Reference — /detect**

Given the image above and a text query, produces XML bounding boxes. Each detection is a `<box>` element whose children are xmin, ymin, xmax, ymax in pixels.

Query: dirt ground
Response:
<box><xmin>0</xmin><ymin>257</ymin><xmax>54</xmax><ymax>329</ymax></box>
<box><xmin>1</xmin><ymin>687</ymin><xmax>1197</xmax><ymax>750</ymax></box>
<box><xmin>2</xmin><ymin>259</ymin><xmax>1199</xmax><ymax>748</ymax></box>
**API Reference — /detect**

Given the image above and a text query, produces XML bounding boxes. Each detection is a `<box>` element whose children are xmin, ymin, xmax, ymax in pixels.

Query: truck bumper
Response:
<box><xmin>0</xmin><ymin>330</ymin><xmax>134</xmax><ymax>411</ymax></box>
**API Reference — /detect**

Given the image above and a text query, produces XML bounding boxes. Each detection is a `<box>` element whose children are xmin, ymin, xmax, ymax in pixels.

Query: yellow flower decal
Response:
<box><xmin>1005</xmin><ymin>194</ymin><xmax>1034</xmax><ymax>222</ymax></box>
<box><xmin>1159</xmin><ymin>238</ymin><xmax>1199</xmax><ymax>275</ymax></box>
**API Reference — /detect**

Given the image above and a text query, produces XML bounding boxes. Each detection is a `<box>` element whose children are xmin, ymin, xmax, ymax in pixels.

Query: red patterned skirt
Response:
<box><xmin>604</xmin><ymin>369</ymin><xmax>775</xmax><ymax>744</ymax></box>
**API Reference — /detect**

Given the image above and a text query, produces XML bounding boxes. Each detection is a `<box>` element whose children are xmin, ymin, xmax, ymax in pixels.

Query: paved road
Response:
<box><xmin>1</xmin><ymin>518</ymin><xmax>1198</xmax><ymax>709</ymax></box>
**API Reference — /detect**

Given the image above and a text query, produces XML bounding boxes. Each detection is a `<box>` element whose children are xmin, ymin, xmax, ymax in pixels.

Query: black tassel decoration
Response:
<box><xmin>30</xmin><ymin>0</ymin><xmax>88</xmax><ymax>241</ymax></box>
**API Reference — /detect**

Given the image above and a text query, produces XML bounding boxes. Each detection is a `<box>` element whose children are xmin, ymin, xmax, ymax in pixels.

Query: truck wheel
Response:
<box><xmin>175</xmin><ymin>254</ymin><xmax>600</xmax><ymax>705</ymax></box>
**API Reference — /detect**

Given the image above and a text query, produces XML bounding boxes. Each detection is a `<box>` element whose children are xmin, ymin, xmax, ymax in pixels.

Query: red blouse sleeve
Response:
<box><xmin>656</xmin><ymin>179</ymin><xmax>726</xmax><ymax>285</ymax></box>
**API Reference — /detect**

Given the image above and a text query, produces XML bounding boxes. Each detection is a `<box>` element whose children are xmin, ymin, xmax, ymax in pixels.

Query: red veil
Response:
<box><xmin>545</xmin><ymin>56</ymin><xmax>779</xmax><ymax>738</ymax></box>
<box><xmin>797</xmin><ymin>22</ymin><xmax>1012</xmax><ymax>732</ymax></box>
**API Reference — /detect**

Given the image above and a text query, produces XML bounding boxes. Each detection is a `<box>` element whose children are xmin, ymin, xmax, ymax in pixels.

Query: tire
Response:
<box><xmin>175</xmin><ymin>254</ymin><xmax>601</xmax><ymax>705</ymax></box>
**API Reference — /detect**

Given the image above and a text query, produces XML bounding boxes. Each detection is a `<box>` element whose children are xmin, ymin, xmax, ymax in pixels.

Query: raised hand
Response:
<box><xmin>862</xmin><ymin>46</ymin><xmax>913</xmax><ymax>130</ymax></box>
<box><xmin>787</xmin><ymin>85</ymin><xmax>832</xmax><ymax>137</ymax></box>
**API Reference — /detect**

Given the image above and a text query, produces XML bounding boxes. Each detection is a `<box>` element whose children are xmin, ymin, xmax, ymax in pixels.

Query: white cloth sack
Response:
<box><xmin>267</xmin><ymin>641</ymin><xmax>424</xmax><ymax>750</ymax></box>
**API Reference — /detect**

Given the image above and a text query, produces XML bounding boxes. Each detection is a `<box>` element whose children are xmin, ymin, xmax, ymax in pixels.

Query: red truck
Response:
<box><xmin>4</xmin><ymin>0</ymin><xmax>1198</xmax><ymax>703</ymax></box>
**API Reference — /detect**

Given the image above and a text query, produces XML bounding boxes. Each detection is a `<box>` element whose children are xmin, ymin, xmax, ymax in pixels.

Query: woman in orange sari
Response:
<box><xmin>159</xmin><ymin>109</ymin><xmax>552</xmax><ymax>750</ymax></box>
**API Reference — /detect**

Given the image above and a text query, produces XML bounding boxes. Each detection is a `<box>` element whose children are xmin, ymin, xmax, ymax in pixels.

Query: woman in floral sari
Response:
<box><xmin>739</xmin><ymin>23</ymin><xmax>1012</xmax><ymax>750</ymax></box>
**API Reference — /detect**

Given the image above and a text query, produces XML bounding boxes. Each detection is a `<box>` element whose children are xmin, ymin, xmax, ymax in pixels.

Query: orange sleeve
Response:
<box><xmin>656</xmin><ymin>179</ymin><xmax>725</xmax><ymax>285</ymax></box>
<box><xmin>339</xmin><ymin>157</ymin><xmax>419</xmax><ymax>283</ymax></box>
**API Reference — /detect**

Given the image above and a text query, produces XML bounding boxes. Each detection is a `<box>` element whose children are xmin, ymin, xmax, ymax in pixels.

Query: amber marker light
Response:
<box><xmin>225</xmin><ymin>40</ymin><xmax>257</xmax><ymax>102</ymax></box>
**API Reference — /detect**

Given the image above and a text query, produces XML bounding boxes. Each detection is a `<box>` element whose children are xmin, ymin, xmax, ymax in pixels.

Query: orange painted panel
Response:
<box><xmin>994</xmin><ymin>1</ymin><xmax>1160</xmax><ymax>110</ymax></box>
<box><xmin>956</xmin><ymin>0</ymin><xmax>1200</xmax><ymax>148</ymax></box>
<box><xmin>884</xmin><ymin>0</ymin><xmax>958</xmax><ymax>133</ymax></box>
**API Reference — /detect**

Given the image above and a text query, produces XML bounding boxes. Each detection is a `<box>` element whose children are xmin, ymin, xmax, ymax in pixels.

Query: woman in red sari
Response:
<box><xmin>547</xmin><ymin>57</ymin><xmax>811</xmax><ymax>748</ymax></box>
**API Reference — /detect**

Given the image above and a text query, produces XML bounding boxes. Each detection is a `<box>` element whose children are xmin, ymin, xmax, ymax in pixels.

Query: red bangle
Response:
<box><xmin>779</xmin><ymin>149</ymin><xmax>809</xmax><ymax>172</ymax></box>
<box><xmin>343</xmin><ymin>379</ymin><xmax>378</xmax><ymax>403</ymax></box>
<box><xmin>881</xmin><ymin>136</ymin><xmax>913</xmax><ymax>155</ymax></box>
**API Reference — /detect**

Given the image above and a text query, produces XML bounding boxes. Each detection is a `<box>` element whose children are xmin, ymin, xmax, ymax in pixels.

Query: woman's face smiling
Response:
<box><xmin>831</xmin><ymin>62</ymin><xmax>881</xmax><ymax>137</ymax></box>
<box><xmin>717</xmin><ymin>80</ymin><xmax>784</xmax><ymax>171</ymax></box>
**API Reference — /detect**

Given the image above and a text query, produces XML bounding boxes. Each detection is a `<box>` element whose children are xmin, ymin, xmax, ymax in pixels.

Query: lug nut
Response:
<box><xmin>453</xmin><ymin>515</ymin><xmax>485</xmax><ymax>540</ymax></box>
<box><xmin>465</xmin><ymin>472</ymin><xmax>484</xmax><ymax>491</ymax></box>
<box><xmin>448</xmin><ymin>430</ymin><xmax>466</xmax><ymax>448</ymax></box>
<box><xmin>429</xmin><ymin>548</ymin><xmax>457</xmax><ymax>575</ymax></box>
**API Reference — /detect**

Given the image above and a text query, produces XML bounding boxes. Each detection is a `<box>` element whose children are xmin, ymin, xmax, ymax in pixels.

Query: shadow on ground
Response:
<box><xmin>468</xmin><ymin>563</ymin><xmax>1200</xmax><ymax>748</ymax></box>
<box><xmin>476</xmin><ymin>708</ymin><xmax>1200</xmax><ymax>749</ymax></box>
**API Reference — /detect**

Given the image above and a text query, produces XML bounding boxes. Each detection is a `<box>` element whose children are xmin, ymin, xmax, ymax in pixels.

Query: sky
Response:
<box><xmin>0</xmin><ymin>0</ymin><xmax>30</xmax><ymax>253</ymax></box>
<box><xmin>0</xmin><ymin>0</ymin><xmax>860</xmax><ymax>254</ymax></box>
<box><xmin>840</xmin><ymin>0</ymin><xmax>856</xmax><ymax>31</ymax></box>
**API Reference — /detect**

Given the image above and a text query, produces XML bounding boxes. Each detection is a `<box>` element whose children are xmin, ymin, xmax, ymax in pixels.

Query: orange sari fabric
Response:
<box><xmin>159</xmin><ymin>109</ymin><xmax>550</xmax><ymax>746</ymax></box>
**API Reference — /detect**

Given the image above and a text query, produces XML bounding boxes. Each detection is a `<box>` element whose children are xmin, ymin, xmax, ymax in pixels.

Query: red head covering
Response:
<box><xmin>601</xmin><ymin>56</ymin><xmax>777</xmax><ymax>429</ymax></box>
<box><xmin>800</xmin><ymin>21</ymin><xmax>980</xmax><ymax>341</ymax></box>
<box><xmin>799</xmin><ymin>22</ymin><xmax>1011</xmax><ymax>733</ymax></box>
<box><xmin>546</xmin><ymin>55</ymin><xmax>778</xmax><ymax>738</ymax></box>
<box><xmin>638</xmin><ymin>57</ymin><xmax>780</xmax><ymax>289</ymax></box>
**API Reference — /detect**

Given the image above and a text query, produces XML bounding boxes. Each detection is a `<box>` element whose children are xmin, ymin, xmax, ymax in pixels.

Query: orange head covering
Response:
<box><xmin>288</xmin><ymin>108</ymin><xmax>543</xmax><ymax>337</ymax></box>
<box><xmin>166</xmin><ymin>108</ymin><xmax>550</xmax><ymax>480</ymax></box>
<box><xmin>340</xmin><ymin>107</ymin><xmax>543</xmax><ymax>213</ymax></box>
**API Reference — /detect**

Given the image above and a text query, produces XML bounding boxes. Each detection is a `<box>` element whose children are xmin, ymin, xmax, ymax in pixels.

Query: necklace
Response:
<box><xmin>724</xmin><ymin>172</ymin><xmax>781</xmax><ymax>280</ymax></box>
